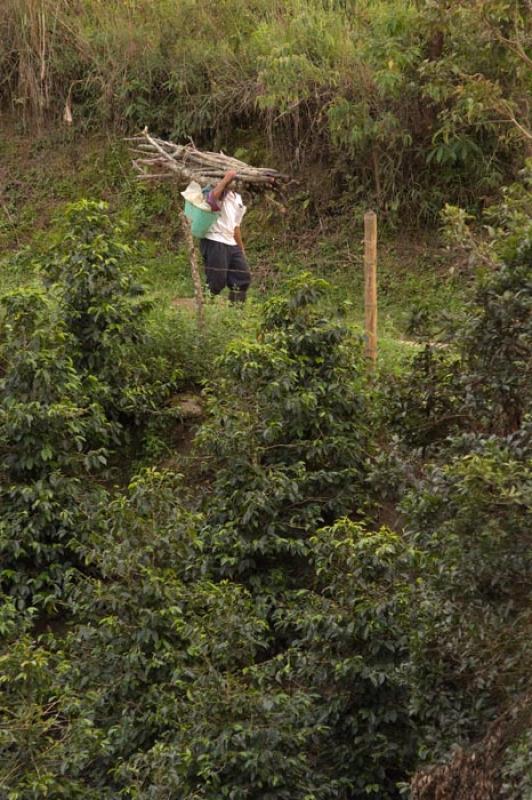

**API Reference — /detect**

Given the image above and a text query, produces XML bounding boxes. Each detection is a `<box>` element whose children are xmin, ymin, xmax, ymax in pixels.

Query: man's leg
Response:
<box><xmin>199</xmin><ymin>239</ymin><xmax>229</xmax><ymax>295</ymax></box>
<box><xmin>227</xmin><ymin>246</ymin><xmax>251</xmax><ymax>303</ymax></box>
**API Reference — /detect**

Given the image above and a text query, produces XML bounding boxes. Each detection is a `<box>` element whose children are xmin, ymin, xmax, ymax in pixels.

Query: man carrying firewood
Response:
<box><xmin>200</xmin><ymin>169</ymin><xmax>251</xmax><ymax>303</ymax></box>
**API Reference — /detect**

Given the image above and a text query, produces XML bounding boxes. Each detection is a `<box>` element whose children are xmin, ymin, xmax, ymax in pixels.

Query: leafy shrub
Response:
<box><xmin>113</xmin><ymin>520</ymin><xmax>421</xmax><ymax>800</ymax></box>
<box><xmin>0</xmin><ymin>473</ymin><xmax>424</xmax><ymax>799</ymax></box>
<box><xmin>0</xmin><ymin>287</ymin><xmax>111</xmax><ymax>609</ymax></box>
<box><xmin>1</xmin><ymin>212</ymin><xmax>530</xmax><ymax>798</ymax></box>
<box><xmin>0</xmin><ymin>470</ymin><xmax>274</xmax><ymax>798</ymax></box>
<box><xmin>402</xmin><ymin>425</ymin><xmax>532</xmax><ymax>758</ymax></box>
<box><xmin>384</xmin><ymin>346</ymin><xmax>464</xmax><ymax>449</ymax></box>
<box><xmin>199</xmin><ymin>274</ymin><xmax>370</xmax><ymax>583</ymax></box>
<box><xmin>459</xmin><ymin>230</ymin><xmax>532</xmax><ymax>433</ymax></box>
<box><xmin>263</xmin><ymin>520</ymin><xmax>420</xmax><ymax>797</ymax></box>
<box><xmin>0</xmin><ymin>605</ymin><xmax>104</xmax><ymax>799</ymax></box>
<box><xmin>44</xmin><ymin>200</ymin><xmax>181</xmax><ymax>423</ymax></box>
<box><xmin>386</xmin><ymin>189</ymin><xmax>531</xmax><ymax>446</ymax></box>
<box><xmin>0</xmin><ymin>275</ymin><xmax>422</xmax><ymax>799</ymax></box>
<box><xmin>501</xmin><ymin>725</ymin><xmax>532</xmax><ymax>800</ymax></box>
<box><xmin>45</xmin><ymin>200</ymin><xmax>147</xmax><ymax>371</ymax></box>
<box><xmin>0</xmin><ymin>201</ymin><xmax>186</xmax><ymax>609</ymax></box>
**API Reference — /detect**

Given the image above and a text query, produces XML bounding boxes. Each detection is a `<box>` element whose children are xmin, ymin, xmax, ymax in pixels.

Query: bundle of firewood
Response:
<box><xmin>127</xmin><ymin>128</ymin><xmax>288</xmax><ymax>189</ymax></box>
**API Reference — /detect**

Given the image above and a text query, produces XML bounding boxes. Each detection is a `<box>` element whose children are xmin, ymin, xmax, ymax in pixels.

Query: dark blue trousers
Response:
<box><xmin>199</xmin><ymin>239</ymin><xmax>251</xmax><ymax>300</ymax></box>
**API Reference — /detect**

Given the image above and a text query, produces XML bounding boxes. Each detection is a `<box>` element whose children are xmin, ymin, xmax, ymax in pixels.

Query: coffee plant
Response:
<box><xmin>198</xmin><ymin>274</ymin><xmax>371</xmax><ymax>585</ymax></box>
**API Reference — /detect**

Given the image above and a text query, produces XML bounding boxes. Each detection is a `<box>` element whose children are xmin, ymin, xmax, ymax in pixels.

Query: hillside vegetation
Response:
<box><xmin>0</xmin><ymin>2</ymin><xmax>531</xmax><ymax>799</ymax></box>
<box><xmin>1</xmin><ymin>0</ymin><xmax>531</xmax><ymax>219</ymax></box>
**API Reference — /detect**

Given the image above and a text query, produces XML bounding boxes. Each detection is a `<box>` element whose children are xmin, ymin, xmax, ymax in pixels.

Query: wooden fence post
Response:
<box><xmin>179</xmin><ymin>208</ymin><xmax>204</xmax><ymax>329</ymax></box>
<box><xmin>363</xmin><ymin>210</ymin><xmax>378</xmax><ymax>365</ymax></box>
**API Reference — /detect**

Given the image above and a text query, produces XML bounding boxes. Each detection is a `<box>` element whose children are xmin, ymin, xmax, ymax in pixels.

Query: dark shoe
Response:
<box><xmin>228</xmin><ymin>289</ymin><xmax>247</xmax><ymax>303</ymax></box>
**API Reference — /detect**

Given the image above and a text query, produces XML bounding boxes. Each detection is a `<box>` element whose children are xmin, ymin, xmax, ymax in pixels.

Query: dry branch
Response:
<box><xmin>411</xmin><ymin>691</ymin><xmax>532</xmax><ymax>800</ymax></box>
<box><xmin>127</xmin><ymin>128</ymin><xmax>289</xmax><ymax>190</ymax></box>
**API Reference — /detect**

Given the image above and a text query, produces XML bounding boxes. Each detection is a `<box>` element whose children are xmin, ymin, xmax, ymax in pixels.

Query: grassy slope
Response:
<box><xmin>0</xmin><ymin>123</ymin><xmax>469</xmax><ymax>374</ymax></box>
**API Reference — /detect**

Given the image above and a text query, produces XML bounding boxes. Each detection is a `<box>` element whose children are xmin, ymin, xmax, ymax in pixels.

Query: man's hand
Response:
<box><xmin>234</xmin><ymin>226</ymin><xmax>245</xmax><ymax>255</ymax></box>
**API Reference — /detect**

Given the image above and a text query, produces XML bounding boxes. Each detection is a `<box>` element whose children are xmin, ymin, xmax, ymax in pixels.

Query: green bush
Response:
<box><xmin>0</xmin><ymin>277</ymin><xmax>418</xmax><ymax>799</ymax></box>
<box><xmin>199</xmin><ymin>274</ymin><xmax>370</xmax><ymax>583</ymax></box>
<box><xmin>384</xmin><ymin>346</ymin><xmax>464</xmax><ymax>449</ymax></box>
<box><xmin>0</xmin><ymin>201</ymin><xmax>185</xmax><ymax>609</ymax></box>
<box><xmin>385</xmin><ymin>184</ymin><xmax>531</xmax><ymax>445</ymax></box>
<box><xmin>402</xmin><ymin>424</ymin><xmax>532</xmax><ymax>759</ymax></box>
<box><xmin>111</xmin><ymin>519</ymin><xmax>420</xmax><ymax>799</ymax></box>
<box><xmin>0</xmin><ymin>473</ymin><xmax>423</xmax><ymax>799</ymax></box>
<box><xmin>460</xmin><ymin>230</ymin><xmax>532</xmax><ymax>433</ymax></box>
<box><xmin>0</xmin><ymin>287</ymin><xmax>111</xmax><ymax>610</ymax></box>
<box><xmin>44</xmin><ymin>200</ymin><xmax>182</xmax><ymax>423</ymax></box>
<box><xmin>1</xmin><ymin>225</ymin><xmax>530</xmax><ymax>797</ymax></box>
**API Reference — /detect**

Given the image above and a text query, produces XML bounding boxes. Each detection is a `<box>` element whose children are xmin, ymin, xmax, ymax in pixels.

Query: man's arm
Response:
<box><xmin>210</xmin><ymin>169</ymin><xmax>237</xmax><ymax>204</ymax></box>
<box><xmin>234</xmin><ymin>226</ymin><xmax>245</xmax><ymax>254</ymax></box>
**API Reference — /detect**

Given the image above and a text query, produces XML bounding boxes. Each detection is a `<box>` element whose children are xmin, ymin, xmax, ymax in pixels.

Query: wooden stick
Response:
<box><xmin>143</xmin><ymin>130</ymin><xmax>183</xmax><ymax>173</ymax></box>
<box><xmin>179</xmin><ymin>208</ymin><xmax>204</xmax><ymax>329</ymax></box>
<box><xmin>135</xmin><ymin>173</ymin><xmax>175</xmax><ymax>180</ymax></box>
<box><xmin>364</xmin><ymin>210</ymin><xmax>378</xmax><ymax>366</ymax></box>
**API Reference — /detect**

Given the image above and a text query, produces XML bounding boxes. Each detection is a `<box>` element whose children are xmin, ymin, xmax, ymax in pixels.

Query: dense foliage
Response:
<box><xmin>0</xmin><ymin>273</ymin><xmax>422</xmax><ymax>798</ymax></box>
<box><xmin>0</xmin><ymin>201</ymin><xmax>180</xmax><ymax>611</ymax></box>
<box><xmin>1</xmin><ymin>4</ymin><xmax>530</xmax><ymax>792</ymax></box>
<box><xmin>199</xmin><ymin>275</ymin><xmax>370</xmax><ymax>584</ymax></box>
<box><xmin>1</xmin><ymin>0</ymin><xmax>531</xmax><ymax>217</ymax></box>
<box><xmin>1</xmin><ymin>191</ymin><xmax>530</xmax><ymax>797</ymax></box>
